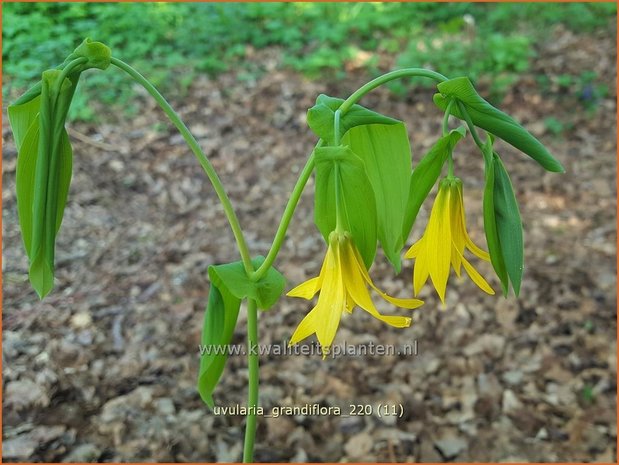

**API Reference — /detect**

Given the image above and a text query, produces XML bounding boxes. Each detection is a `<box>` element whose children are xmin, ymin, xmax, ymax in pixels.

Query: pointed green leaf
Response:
<box><xmin>8</xmin><ymin>95</ymin><xmax>41</xmax><ymax>151</ymax></box>
<box><xmin>434</xmin><ymin>77</ymin><xmax>564</xmax><ymax>172</ymax></box>
<box><xmin>208</xmin><ymin>256</ymin><xmax>286</xmax><ymax>310</ymax></box>
<box><xmin>197</xmin><ymin>283</ymin><xmax>241</xmax><ymax>408</ymax></box>
<box><xmin>29</xmin><ymin>250</ymin><xmax>55</xmax><ymax>300</ymax></box>
<box><xmin>342</xmin><ymin>123</ymin><xmax>411</xmax><ymax>272</ymax></box>
<box><xmin>493</xmin><ymin>155</ymin><xmax>524</xmax><ymax>296</ymax></box>
<box><xmin>314</xmin><ymin>145</ymin><xmax>377</xmax><ymax>268</ymax></box>
<box><xmin>16</xmin><ymin>119</ymin><xmax>40</xmax><ymax>255</ymax></box>
<box><xmin>307</xmin><ymin>94</ymin><xmax>400</xmax><ymax>145</ymax></box>
<box><xmin>13</xmin><ymin>69</ymin><xmax>76</xmax><ymax>299</ymax></box>
<box><xmin>481</xmin><ymin>136</ymin><xmax>509</xmax><ymax>296</ymax></box>
<box><xmin>402</xmin><ymin>127</ymin><xmax>466</xmax><ymax>240</ymax></box>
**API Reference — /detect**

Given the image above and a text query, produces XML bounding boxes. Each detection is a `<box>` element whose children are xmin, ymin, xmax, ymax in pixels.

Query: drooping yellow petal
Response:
<box><xmin>379</xmin><ymin>293</ymin><xmax>424</xmax><ymax>310</ymax></box>
<box><xmin>465</xmin><ymin>236</ymin><xmax>491</xmax><ymax>261</ymax></box>
<box><xmin>404</xmin><ymin>240</ymin><xmax>421</xmax><ymax>258</ymax></box>
<box><xmin>426</xmin><ymin>186</ymin><xmax>452</xmax><ymax>303</ymax></box>
<box><xmin>287</xmin><ymin>276</ymin><xmax>322</xmax><ymax>300</ymax></box>
<box><xmin>289</xmin><ymin>306</ymin><xmax>319</xmax><ymax>345</ymax></box>
<box><xmin>346</xmin><ymin>242</ymin><xmax>424</xmax><ymax>311</ymax></box>
<box><xmin>456</xmin><ymin>247</ymin><xmax>495</xmax><ymax>295</ymax></box>
<box><xmin>312</xmin><ymin>240</ymin><xmax>346</xmax><ymax>351</ymax></box>
<box><xmin>340</xmin><ymin>241</ymin><xmax>376</xmax><ymax>312</ymax></box>
<box><xmin>449</xmin><ymin>183</ymin><xmax>465</xmax><ymax>275</ymax></box>
<box><xmin>454</xmin><ymin>181</ymin><xmax>491</xmax><ymax>262</ymax></box>
<box><xmin>412</xmin><ymin>247</ymin><xmax>429</xmax><ymax>296</ymax></box>
<box><xmin>345</xmin><ymin>292</ymin><xmax>354</xmax><ymax>314</ymax></box>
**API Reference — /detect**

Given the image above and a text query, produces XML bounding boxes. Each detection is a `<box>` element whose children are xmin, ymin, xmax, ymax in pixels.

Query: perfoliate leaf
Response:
<box><xmin>492</xmin><ymin>155</ymin><xmax>524</xmax><ymax>296</ymax></box>
<box><xmin>342</xmin><ymin>123</ymin><xmax>411</xmax><ymax>272</ymax></box>
<box><xmin>314</xmin><ymin>145</ymin><xmax>377</xmax><ymax>268</ymax></box>
<box><xmin>197</xmin><ymin>283</ymin><xmax>241</xmax><ymax>408</ymax></box>
<box><xmin>402</xmin><ymin>127</ymin><xmax>466</xmax><ymax>240</ymax></box>
<box><xmin>8</xmin><ymin>95</ymin><xmax>41</xmax><ymax>151</ymax></box>
<box><xmin>433</xmin><ymin>77</ymin><xmax>564</xmax><ymax>173</ymax></box>
<box><xmin>198</xmin><ymin>256</ymin><xmax>285</xmax><ymax>407</ymax></box>
<box><xmin>208</xmin><ymin>256</ymin><xmax>286</xmax><ymax>310</ymax></box>
<box><xmin>481</xmin><ymin>135</ymin><xmax>509</xmax><ymax>296</ymax></box>
<box><xmin>307</xmin><ymin>94</ymin><xmax>400</xmax><ymax>145</ymax></box>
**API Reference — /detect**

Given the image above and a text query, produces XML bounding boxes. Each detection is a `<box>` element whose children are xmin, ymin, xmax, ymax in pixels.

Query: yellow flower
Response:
<box><xmin>405</xmin><ymin>177</ymin><xmax>494</xmax><ymax>303</ymax></box>
<box><xmin>287</xmin><ymin>231</ymin><xmax>423</xmax><ymax>354</ymax></box>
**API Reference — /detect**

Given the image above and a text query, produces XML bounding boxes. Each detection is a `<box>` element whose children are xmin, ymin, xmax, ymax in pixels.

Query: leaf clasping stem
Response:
<box><xmin>254</xmin><ymin>68</ymin><xmax>452</xmax><ymax>281</ymax></box>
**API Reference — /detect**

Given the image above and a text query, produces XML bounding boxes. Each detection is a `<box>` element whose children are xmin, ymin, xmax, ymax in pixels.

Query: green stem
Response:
<box><xmin>53</xmin><ymin>57</ymin><xmax>87</xmax><ymax>96</ymax></box>
<box><xmin>251</xmin><ymin>141</ymin><xmax>322</xmax><ymax>281</ymax></box>
<box><xmin>444</xmin><ymin>99</ymin><xmax>455</xmax><ymax>177</ymax></box>
<box><xmin>110</xmin><ymin>57</ymin><xmax>254</xmax><ymax>275</ymax></box>
<box><xmin>253</xmin><ymin>68</ymin><xmax>451</xmax><ymax>281</ymax></box>
<box><xmin>243</xmin><ymin>298</ymin><xmax>259</xmax><ymax>463</ymax></box>
<box><xmin>333</xmin><ymin>109</ymin><xmax>342</xmax><ymax>145</ymax></box>
<box><xmin>338</xmin><ymin>68</ymin><xmax>448</xmax><ymax>114</ymax></box>
<box><xmin>456</xmin><ymin>100</ymin><xmax>485</xmax><ymax>150</ymax></box>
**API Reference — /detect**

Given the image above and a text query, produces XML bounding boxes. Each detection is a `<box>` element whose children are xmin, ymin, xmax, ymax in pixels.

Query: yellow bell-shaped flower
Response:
<box><xmin>405</xmin><ymin>177</ymin><xmax>494</xmax><ymax>303</ymax></box>
<box><xmin>287</xmin><ymin>231</ymin><xmax>423</xmax><ymax>354</ymax></box>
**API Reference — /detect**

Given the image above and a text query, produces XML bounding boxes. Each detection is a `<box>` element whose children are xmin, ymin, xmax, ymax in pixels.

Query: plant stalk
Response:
<box><xmin>338</xmin><ymin>68</ymin><xmax>448</xmax><ymax>114</ymax></box>
<box><xmin>243</xmin><ymin>298</ymin><xmax>260</xmax><ymax>462</ymax></box>
<box><xmin>110</xmin><ymin>57</ymin><xmax>255</xmax><ymax>275</ymax></box>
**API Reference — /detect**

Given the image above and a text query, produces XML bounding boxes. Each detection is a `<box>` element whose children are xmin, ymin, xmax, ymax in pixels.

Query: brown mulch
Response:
<box><xmin>2</xmin><ymin>26</ymin><xmax>616</xmax><ymax>462</ymax></box>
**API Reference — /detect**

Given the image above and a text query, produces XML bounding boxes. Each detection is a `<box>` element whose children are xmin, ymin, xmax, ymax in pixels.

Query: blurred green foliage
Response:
<box><xmin>4</xmin><ymin>2</ymin><xmax>616</xmax><ymax>121</ymax></box>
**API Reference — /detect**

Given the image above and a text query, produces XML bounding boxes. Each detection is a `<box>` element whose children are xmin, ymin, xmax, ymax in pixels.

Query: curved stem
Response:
<box><xmin>253</xmin><ymin>68</ymin><xmax>450</xmax><ymax>281</ymax></box>
<box><xmin>442</xmin><ymin>99</ymin><xmax>454</xmax><ymax>137</ymax></box>
<box><xmin>333</xmin><ymin>109</ymin><xmax>342</xmax><ymax>145</ymax></box>
<box><xmin>53</xmin><ymin>57</ymin><xmax>87</xmax><ymax>96</ymax></box>
<box><xmin>251</xmin><ymin>141</ymin><xmax>321</xmax><ymax>281</ymax></box>
<box><xmin>243</xmin><ymin>298</ymin><xmax>259</xmax><ymax>463</ymax></box>
<box><xmin>110</xmin><ymin>57</ymin><xmax>254</xmax><ymax>274</ymax></box>
<box><xmin>338</xmin><ymin>68</ymin><xmax>448</xmax><ymax>115</ymax></box>
<box><xmin>456</xmin><ymin>100</ymin><xmax>486</xmax><ymax>150</ymax></box>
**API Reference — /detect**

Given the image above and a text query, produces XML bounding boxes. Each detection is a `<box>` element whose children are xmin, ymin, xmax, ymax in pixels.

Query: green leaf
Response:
<box><xmin>198</xmin><ymin>256</ymin><xmax>285</xmax><ymax>407</ymax></box>
<box><xmin>342</xmin><ymin>123</ymin><xmax>411</xmax><ymax>272</ymax></box>
<box><xmin>433</xmin><ymin>77</ymin><xmax>564</xmax><ymax>173</ymax></box>
<box><xmin>307</xmin><ymin>94</ymin><xmax>400</xmax><ymax>145</ymax></box>
<box><xmin>14</xmin><ymin>69</ymin><xmax>76</xmax><ymax>299</ymax></box>
<box><xmin>16</xmin><ymin>121</ymin><xmax>72</xmax><ymax>256</ymax></box>
<box><xmin>16</xmin><ymin>119</ymin><xmax>40</xmax><ymax>256</ymax></box>
<box><xmin>314</xmin><ymin>145</ymin><xmax>377</xmax><ymax>268</ymax></box>
<box><xmin>481</xmin><ymin>136</ymin><xmax>509</xmax><ymax>296</ymax></box>
<box><xmin>8</xmin><ymin>95</ymin><xmax>41</xmax><ymax>151</ymax></box>
<box><xmin>402</xmin><ymin>127</ymin><xmax>466</xmax><ymax>240</ymax></box>
<box><xmin>208</xmin><ymin>256</ymin><xmax>286</xmax><ymax>310</ymax></box>
<box><xmin>197</xmin><ymin>282</ymin><xmax>241</xmax><ymax>408</ymax></box>
<box><xmin>493</xmin><ymin>155</ymin><xmax>524</xmax><ymax>296</ymax></box>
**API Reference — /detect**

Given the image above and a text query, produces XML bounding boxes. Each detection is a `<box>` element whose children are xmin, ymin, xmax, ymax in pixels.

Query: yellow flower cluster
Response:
<box><xmin>288</xmin><ymin>176</ymin><xmax>494</xmax><ymax>353</ymax></box>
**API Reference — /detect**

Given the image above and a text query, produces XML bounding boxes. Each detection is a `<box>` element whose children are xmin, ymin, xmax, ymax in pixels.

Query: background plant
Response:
<box><xmin>4</xmin><ymin>2</ymin><xmax>615</xmax><ymax>121</ymax></box>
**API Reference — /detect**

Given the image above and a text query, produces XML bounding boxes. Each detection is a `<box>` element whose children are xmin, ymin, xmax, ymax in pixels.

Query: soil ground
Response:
<box><xmin>2</xmin><ymin>25</ymin><xmax>617</xmax><ymax>462</ymax></box>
